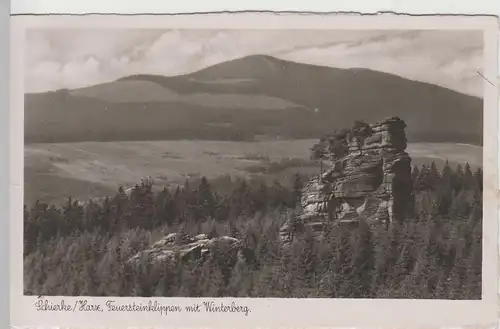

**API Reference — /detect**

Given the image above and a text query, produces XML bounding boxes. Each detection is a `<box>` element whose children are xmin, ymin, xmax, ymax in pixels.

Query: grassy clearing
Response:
<box><xmin>24</xmin><ymin>140</ymin><xmax>482</xmax><ymax>206</ymax></box>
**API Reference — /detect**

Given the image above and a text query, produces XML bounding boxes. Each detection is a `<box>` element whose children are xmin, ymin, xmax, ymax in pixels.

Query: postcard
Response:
<box><xmin>9</xmin><ymin>13</ymin><xmax>499</xmax><ymax>328</ymax></box>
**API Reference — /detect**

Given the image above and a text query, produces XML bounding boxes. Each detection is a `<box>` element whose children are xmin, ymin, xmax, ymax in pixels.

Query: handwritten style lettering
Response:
<box><xmin>34</xmin><ymin>297</ymin><xmax>73</xmax><ymax>312</ymax></box>
<box><xmin>33</xmin><ymin>297</ymin><xmax>251</xmax><ymax>317</ymax></box>
<box><xmin>105</xmin><ymin>300</ymin><xmax>183</xmax><ymax>316</ymax></box>
<box><xmin>203</xmin><ymin>301</ymin><xmax>250</xmax><ymax>316</ymax></box>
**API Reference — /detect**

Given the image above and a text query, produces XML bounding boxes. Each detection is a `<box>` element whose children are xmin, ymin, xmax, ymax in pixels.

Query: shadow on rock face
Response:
<box><xmin>128</xmin><ymin>232</ymin><xmax>255</xmax><ymax>268</ymax></box>
<box><xmin>280</xmin><ymin>117</ymin><xmax>414</xmax><ymax>244</ymax></box>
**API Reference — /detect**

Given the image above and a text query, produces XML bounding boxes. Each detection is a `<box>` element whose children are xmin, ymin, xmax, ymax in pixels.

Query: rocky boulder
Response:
<box><xmin>128</xmin><ymin>233</ymin><xmax>242</xmax><ymax>265</ymax></box>
<box><xmin>280</xmin><ymin>117</ymin><xmax>414</xmax><ymax>242</ymax></box>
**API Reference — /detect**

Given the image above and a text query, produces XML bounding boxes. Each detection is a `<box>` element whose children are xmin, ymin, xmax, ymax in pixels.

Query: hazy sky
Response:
<box><xmin>25</xmin><ymin>29</ymin><xmax>483</xmax><ymax>97</ymax></box>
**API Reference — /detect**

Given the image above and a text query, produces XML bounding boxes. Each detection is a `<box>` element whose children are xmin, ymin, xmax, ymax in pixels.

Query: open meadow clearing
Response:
<box><xmin>24</xmin><ymin>140</ymin><xmax>482</xmax><ymax>205</ymax></box>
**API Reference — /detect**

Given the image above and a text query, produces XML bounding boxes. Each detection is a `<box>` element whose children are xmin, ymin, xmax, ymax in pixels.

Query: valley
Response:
<box><xmin>24</xmin><ymin>139</ymin><xmax>482</xmax><ymax>206</ymax></box>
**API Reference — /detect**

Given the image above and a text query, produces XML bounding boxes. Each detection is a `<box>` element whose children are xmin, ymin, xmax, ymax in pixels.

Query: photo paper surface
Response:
<box><xmin>9</xmin><ymin>13</ymin><xmax>500</xmax><ymax>328</ymax></box>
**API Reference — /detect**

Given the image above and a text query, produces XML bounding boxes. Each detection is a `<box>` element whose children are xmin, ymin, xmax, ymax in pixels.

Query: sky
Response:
<box><xmin>25</xmin><ymin>29</ymin><xmax>483</xmax><ymax>97</ymax></box>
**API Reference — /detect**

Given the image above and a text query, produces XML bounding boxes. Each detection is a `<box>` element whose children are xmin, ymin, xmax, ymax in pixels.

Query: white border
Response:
<box><xmin>9</xmin><ymin>13</ymin><xmax>500</xmax><ymax>328</ymax></box>
<box><xmin>9</xmin><ymin>0</ymin><xmax>500</xmax><ymax>15</ymax></box>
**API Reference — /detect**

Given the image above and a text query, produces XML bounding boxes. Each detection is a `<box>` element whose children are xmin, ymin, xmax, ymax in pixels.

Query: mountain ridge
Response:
<box><xmin>27</xmin><ymin>55</ymin><xmax>482</xmax><ymax>100</ymax></box>
<box><xmin>24</xmin><ymin>54</ymin><xmax>483</xmax><ymax>145</ymax></box>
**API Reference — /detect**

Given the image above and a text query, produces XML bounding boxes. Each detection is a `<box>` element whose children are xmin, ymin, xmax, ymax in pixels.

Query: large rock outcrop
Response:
<box><xmin>280</xmin><ymin>117</ymin><xmax>414</xmax><ymax>242</ymax></box>
<box><xmin>128</xmin><ymin>233</ymin><xmax>242</xmax><ymax>265</ymax></box>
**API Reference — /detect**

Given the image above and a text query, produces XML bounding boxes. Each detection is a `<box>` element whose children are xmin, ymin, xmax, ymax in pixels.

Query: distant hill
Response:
<box><xmin>24</xmin><ymin>54</ymin><xmax>483</xmax><ymax>145</ymax></box>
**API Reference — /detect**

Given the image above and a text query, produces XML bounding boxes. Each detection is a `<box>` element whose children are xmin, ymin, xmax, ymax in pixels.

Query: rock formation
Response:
<box><xmin>128</xmin><ymin>117</ymin><xmax>414</xmax><ymax>259</ymax></box>
<box><xmin>280</xmin><ymin>117</ymin><xmax>414</xmax><ymax>242</ymax></box>
<box><xmin>128</xmin><ymin>233</ymin><xmax>242</xmax><ymax>265</ymax></box>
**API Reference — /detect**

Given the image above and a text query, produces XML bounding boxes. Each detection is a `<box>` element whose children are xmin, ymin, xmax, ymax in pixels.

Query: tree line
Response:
<box><xmin>24</xmin><ymin>175</ymin><xmax>304</xmax><ymax>256</ymax></box>
<box><xmin>24</xmin><ymin>161</ymin><xmax>483</xmax><ymax>299</ymax></box>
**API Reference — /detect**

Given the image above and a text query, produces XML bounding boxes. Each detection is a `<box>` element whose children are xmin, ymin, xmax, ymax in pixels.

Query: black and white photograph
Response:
<box><xmin>21</xmin><ymin>26</ymin><xmax>487</xmax><ymax>299</ymax></box>
<box><xmin>9</xmin><ymin>13</ymin><xmax>500</xmax><ymax>328</ymax></box>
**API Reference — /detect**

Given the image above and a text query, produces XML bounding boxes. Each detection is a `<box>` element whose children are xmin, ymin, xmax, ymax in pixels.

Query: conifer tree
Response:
<box><xmin>437</xmin><ymin>161</ymin><xmax>453</xmax><ymax>215</ymax></box>
<box><xmin>411</xmin><ymin>165</ymin><xmax>420</xmax><ymax>186</ymax></box>
<box><xmin>350</xmin><ymin>219</ymin><xmax>375</xmax><ymax>297</ymax></box>
<box><xmin>452</xmin><ymin>164</ymin><xmax>465</xmax><ymax>193</ymax></box>
<box><xmin>429</xmin><ymin>161</ymin><xmax>441</xmax><ymax>189</ymax></box>
<box><xmin>474</xmin><ymin>167</ymin><xmax>483</xmax><ymax>191</ymax></box>
<box><xmin>196</xmin><ymin>176</ymin><xmax>216</xmax><ymax>221</ymax></box>
<box><xmin>463</xmin><ymin>163</ymin><xmax>474</xmax><ymax>190</ymax></box>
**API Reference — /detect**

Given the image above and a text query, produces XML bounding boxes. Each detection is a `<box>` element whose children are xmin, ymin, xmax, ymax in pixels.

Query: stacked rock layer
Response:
<box><xmin>281</xmin><ymin>117</ymin><xmax>414</xmax><ymax>242</ymax></box>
